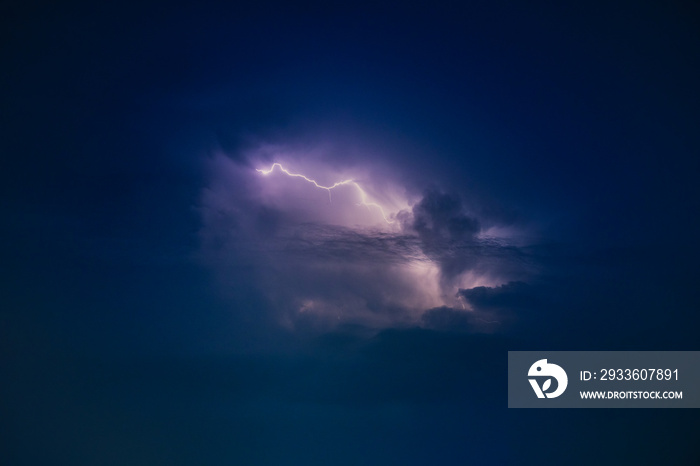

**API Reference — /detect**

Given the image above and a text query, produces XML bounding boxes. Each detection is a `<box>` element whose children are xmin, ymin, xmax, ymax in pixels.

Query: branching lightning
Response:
<box><xmin>256</xmin><ymin>163</ymin><xmax>394</xmax><ymax>223</ymax></box>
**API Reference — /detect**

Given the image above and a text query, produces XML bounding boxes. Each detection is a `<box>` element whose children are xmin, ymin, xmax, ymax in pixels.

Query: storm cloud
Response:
<box><xmin>408</xmin><ymin>189</ymin><xmax>481</xmax><ymax>276</ymax></box>
<box><xmin>199</xmin><ymin>149</ymin><xmax>536</xmax><ymax>332</ymax></box>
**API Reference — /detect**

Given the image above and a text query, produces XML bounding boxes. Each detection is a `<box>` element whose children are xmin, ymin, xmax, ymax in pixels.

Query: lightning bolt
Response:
<box><xmin>256</xmin><ymin>163</ymin><xmax>394</xmax><ymax>224</ymax></box>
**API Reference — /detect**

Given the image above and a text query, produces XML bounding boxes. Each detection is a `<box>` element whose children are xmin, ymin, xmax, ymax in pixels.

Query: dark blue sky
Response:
<box><xmin>2</xmin><ymin>1</ymin><xmax>700</xmax><ymax>464</ymax></box>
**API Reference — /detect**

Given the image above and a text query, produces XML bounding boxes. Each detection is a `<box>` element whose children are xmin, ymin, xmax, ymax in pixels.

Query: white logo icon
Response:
<box><xmin>528</xmin><ymin>359</ymin><xmax>568</xmax><ymax>398</ymax></box>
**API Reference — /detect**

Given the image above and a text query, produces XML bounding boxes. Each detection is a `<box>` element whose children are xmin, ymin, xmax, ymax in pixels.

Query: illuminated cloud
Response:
<box><xmin>199</xmin><ymin>142</ymin><xmax>535</xmax><ymax>332</ymax></box>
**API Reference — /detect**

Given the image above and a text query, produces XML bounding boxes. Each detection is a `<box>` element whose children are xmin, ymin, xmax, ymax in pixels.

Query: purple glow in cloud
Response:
<box><xmin>199</xmin><ymin>141</ymin><xmax>535</xmax><ymax>332</ymax></box>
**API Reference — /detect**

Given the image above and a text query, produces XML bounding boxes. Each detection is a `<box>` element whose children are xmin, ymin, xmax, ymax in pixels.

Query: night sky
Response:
<box><xmin>2</xmin><ymin>1</ymin><xmax>700</xmax><ymax>464</ymax></box>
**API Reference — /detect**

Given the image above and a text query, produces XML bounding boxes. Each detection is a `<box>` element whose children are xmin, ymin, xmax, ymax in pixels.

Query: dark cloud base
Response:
<box><xmin>3</xmin><ymin>331</ymin><xmax>698</xmax><ymax>465</ymax></box>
